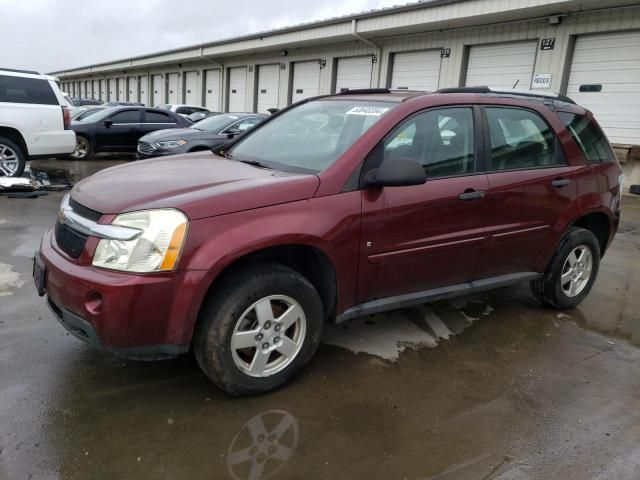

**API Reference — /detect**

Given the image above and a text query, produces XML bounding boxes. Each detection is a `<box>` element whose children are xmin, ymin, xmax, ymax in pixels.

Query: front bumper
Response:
<box><xmin>36</xmin><ymin>228</ymin><xmax>208</xmax><ymax>360</ymax></box>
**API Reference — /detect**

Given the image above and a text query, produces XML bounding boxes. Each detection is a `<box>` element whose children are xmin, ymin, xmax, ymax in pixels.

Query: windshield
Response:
<box><xmin>75</xmin><ymin>107</ymin><xmax>106</xmax><ymax>121</ymax></box>
<box><xmin>227</xmin><ymin>100</ymin><xmax>394</xmax><ymax>173</ymax></box>
<box><xmin>192</xmin><ymin>114</ymin><xmax>240</xmax><ymax>132</ymax></box>
<box><xmin>74</xmin><ymin>108</ymin><xmax>116</xmax><ymax>123</ymax></box>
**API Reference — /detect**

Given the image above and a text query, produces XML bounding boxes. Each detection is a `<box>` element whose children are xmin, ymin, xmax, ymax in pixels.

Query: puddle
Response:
<box><xmin>322</xmin><ymin>297</ymin><xmax>494</xmax><ymax>361</ymax></box>
<box><xmin>0</xmin><ymin>262</ymin><xmax>24</xmax><ymax>297</ymax></box>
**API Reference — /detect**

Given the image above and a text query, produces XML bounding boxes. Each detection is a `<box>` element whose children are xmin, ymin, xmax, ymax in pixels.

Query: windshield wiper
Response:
<box><xmin>237</xmin><ymin>159</ymin><xmax>272</xmax><ymax>169</ymax></box>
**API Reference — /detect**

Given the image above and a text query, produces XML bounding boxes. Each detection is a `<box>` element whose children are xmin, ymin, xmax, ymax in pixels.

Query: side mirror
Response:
<box><xmin>104</xmin><ymin>119</ymin><xmax>113</xmax><ymax>128</ymax></box>
<box><xmin>225</xmin><ymin>128</ymin><xmax>241</xmax><ymax>139</ymax></box>
<box><xmin>630</xmin><ymin>185</ymin><xmax>640</xmax><ymax>195</ymax></box>
<box><xmin>365</xmin><ymin>157</ymin><xmax>427</xmax><ymax>188</ymax></box>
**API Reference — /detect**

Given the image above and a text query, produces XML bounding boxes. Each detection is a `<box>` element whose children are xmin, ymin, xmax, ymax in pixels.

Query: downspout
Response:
<box><xmin>351</xmin><ymin>19</ymin><xmax>383</xmax><ymax>88</ymax></box>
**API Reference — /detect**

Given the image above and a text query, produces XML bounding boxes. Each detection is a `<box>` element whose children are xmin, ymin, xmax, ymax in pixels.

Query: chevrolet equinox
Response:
<box><xmin>34</xmin><ymin>87</ymin><xmax>623</xmax><ymax>395</ymax></box>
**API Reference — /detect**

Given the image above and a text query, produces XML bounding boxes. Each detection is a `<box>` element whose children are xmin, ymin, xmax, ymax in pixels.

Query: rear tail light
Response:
<box><xmin>62</xmin><ymin>106</ymin><xmax>71</xmax><ymax>130</ymax></box>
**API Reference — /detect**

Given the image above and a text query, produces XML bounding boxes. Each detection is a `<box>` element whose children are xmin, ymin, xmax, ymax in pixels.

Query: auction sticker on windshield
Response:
<box><xmin>346</xmin><ymin>106</ymin><xmax>390</xmax><ymax>116</ymax></box>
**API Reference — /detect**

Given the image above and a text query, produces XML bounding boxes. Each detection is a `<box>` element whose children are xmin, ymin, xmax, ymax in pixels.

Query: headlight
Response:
<box><xmin>92</xmin><ymin>209</ymin><xmax>188</xmax><ymax>273</ymax></box>
<box><xmin>155</xmin><ymin>140</ymin><xmax>187</xmax><ymax>148</ymax></box>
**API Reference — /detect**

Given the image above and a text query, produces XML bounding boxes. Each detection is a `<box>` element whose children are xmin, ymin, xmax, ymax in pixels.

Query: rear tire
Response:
<box><xmin>70</xmin><ymin>135</ymin><xmax>92</xmax><ymax>160</ymax></box>
<box><xmin>194</xmin><ymin>263</ymin><xmax>324</xmax><ymax>395</ymax></box>
<box><xmin>0</xmin><ymin>137</ymin><xmax>26</xmax><ymax>177</ymax></box>
<box><xmin>531</xmin><ymin>227</ymin><xmax>600</xmax><ymax>309</ymax></box>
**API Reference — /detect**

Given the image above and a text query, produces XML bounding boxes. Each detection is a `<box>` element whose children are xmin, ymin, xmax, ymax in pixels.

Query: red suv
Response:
<box><xmin>34</xmin><ymin>87</ymin><xmax>622</xmax><ymax>395</ymax></box>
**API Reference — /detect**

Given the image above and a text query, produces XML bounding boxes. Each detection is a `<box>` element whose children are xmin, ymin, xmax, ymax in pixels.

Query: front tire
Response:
<box><xmin>70</xmin><ymin>135</ymin><xmax>92</xmax><ymax>160</ymax></box>
<box><xmin>531</xmin><ymin>227</ymin><xmax>600</xmax><ymax>309</ymax></box>
<box><xmin>0</xmin><ymin>137</ymin><xmax>26</xmax><ymax>177</ymax></box>
<box><xmin>194</xmin><ymin>263</ymin><xmax>324</xmax><ymax>395</ymax></box>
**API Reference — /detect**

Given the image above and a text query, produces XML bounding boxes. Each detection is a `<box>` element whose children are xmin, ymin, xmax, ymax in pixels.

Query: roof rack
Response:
<box><xmin>336</xmin><ymin>88</ymin><xmax>391</xmax><ymax>95</ymax></box>
<box><xmin>436</xmin><ymin>86</ymin><xmax>576</xmax><ymax>105</ymax></box>
<box><xmin>0</xmin><ymin>67</ymin><xmax>41</xmax><ymax>75</ymax></box>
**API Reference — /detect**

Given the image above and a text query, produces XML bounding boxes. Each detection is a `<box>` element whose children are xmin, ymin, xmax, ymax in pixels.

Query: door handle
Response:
<box><xmin>552</xmin><ymin>179</ymin><xmax>570</xmax><ymax>188</ymax></box>
<box><xmin>458</xmin><ymin>189</ymin><xmax>485</xmax><ymax>201</ymax></box>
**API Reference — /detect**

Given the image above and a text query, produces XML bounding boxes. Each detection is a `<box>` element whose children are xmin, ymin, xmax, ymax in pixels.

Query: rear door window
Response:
<box><xmin>144</xmin><ymin>111</ymin><xmax>177</xmax><ymax>124</ymax></box>
<box><xmin>557</xmin><ymin>112</ymin><xmax>615</xmax><ymax>164</ymax></box>
<box><xmin>0</xmin><ymin>74</ymin><xmax>58</xmax><ymax>105</ymax></box>
<box><xmin>485</xmin><ymin>107</ymin><xmax>559</xmax><ymax>171</ymax></box>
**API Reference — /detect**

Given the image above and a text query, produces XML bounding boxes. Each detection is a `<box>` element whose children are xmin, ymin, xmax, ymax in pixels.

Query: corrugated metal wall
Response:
<box><xmin>62</xmin><ymin>5</ymin><xmax>640</xmax><ymax>120</ymax></box>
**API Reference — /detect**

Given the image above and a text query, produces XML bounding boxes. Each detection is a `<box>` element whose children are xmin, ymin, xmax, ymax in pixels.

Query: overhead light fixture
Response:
<box><xmin>280</xmin><ymin>50</ymin><xmax>288</xmax><ymax>57</ymax></box>
<box><xmin>549</xmin><ymin>15</ymin><xmax>561</xmax><ymax>25</ymax></box>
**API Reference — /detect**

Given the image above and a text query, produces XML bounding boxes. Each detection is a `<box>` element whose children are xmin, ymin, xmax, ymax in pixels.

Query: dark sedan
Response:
<box><xmin>137</xmin><ymin>113</ymin><xmax>266</xmax><ymax>159</ymax></box>
<box><xmin>70</xmin><ymin>107</ymin><xmax>190</xmax><ymax>160</ymax></box>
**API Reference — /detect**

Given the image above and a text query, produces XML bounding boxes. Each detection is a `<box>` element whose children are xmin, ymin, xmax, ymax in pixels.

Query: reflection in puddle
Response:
<box><xmin>227</xmin><ymin>410</ymin><xmax>299</xmax><ymax>480</ymax></box>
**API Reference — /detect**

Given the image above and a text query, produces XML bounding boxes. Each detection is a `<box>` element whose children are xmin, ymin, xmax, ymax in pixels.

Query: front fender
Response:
<box><xmin>176</xmin><ymin>192</ymin><xmax>362</xmax><ymax>341</ymax></box>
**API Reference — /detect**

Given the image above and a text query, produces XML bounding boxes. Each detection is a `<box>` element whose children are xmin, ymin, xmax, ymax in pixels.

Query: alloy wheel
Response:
<box><xmin>561</xmin><ymin>245</ymin><xmax>593</xmax><ymax>297</ymax></box>
<box><xmin>230</xmin><ymin>295</ymin><xmax>307</xmax><ymax>378</ymax></box>
<box><xmin>72</xmin><ymin>137</ymin><xmax>89</xmax><ymax>159</ymax></box>
<box><xmin>0</xmin><ymin>143</ymin><xmax>19</xmax><ymax>176</ymax></box>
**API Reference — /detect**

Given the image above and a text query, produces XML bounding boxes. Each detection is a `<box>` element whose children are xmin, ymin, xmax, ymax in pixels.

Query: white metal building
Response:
<box><xmin>54</xmin><ymin>0</ymin><xmax>640</xmax><ymax>146</ymax></box>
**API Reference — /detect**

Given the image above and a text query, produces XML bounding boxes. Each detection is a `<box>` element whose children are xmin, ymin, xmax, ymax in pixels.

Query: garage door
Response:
<box><xmin>566</xmin><ymin>31</ymin><xmax>640</xmax><ymax>145</ymax></box>
<box><xmin>99</xmin><ymin>79</ymin><xmax>105</xmax><ymax>101</ymax></box>
<box><xmin>228</xmin><ymin>67</ymin><xmax>247</xmax><ymax>112</ymax></box>
<box><xmin>257</xmin><ymin>64</ymin><xmax>280</xmax><ymax>113</ymax></box>
<box><xmin>465</xmin><ymin>41</ymin><xmax>537</xmax><ymax>90</ymax></box>
<box><xmin>139</xmin><ymin>76</ymin><xmax>148</xmax><ymax>105</ymax></box>
<box><xmin>107</xmin><ymin>79</ymin><xmax>115</xmax><ymax>101</ymax></box>
<box><xmin>118</xmin><ymin>77</ymin><xmax>127</xmax><ymax>101</ymax></box>
<box><xmin>185</xmin><ymin>71</ymin><xmax>198</xmax><ymax>105</ymax></box>
<box><xmin>292</xmin><ymin>61</ymin><xmax>320</xmax><ymax>103</ymax></box>
<box><xmin>335</xmin><ymin>56</ymin><xmax>373</xmax><ymax>92</ymax></box>
<box><xmin>128</xmin><ymin>76</ymin><xmax>138</xmax><ymax>102</ymax></box>
<box><xmin>390</xmin><ymin>50</ymin><xmax>442</xmax><ymax>91</ymax></box>
<box><xmin>167</xmin><ymin>73</ymin><xmax>180</xmax><ymax>104</ymax></box>
<box><xmin>204</xmin><ymin>69</ymin><xmax>221</xmax><ymax>111</ymax></box>
<box><xmin>92</xmin><ymin>80</ymin><xmax>99</xmax><ymax>100</ymax></box>
<box><xmin>151</xmin><ymin>74</ymin><xmax>163</xmax><ymax>107</ymax></box>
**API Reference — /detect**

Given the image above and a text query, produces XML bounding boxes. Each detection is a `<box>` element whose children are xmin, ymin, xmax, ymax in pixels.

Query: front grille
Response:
<box><xmin>55</xmin><ymin>220</ymin><xmax>88</xmax><ymax>258</ymax></box>
<box><xmin>137</xmin><ymin>141</ymin><xmax>156</xmax><ymax>155</ymax></box>
<box><xmin>54</xmin><ymin>198</ymin><xmax>101</xmax><ymax>258</ymax></box>
<box><xmin>69</xmin><ymin>197</ymin><xmax>102</xmax><ymax>222</ymax></box>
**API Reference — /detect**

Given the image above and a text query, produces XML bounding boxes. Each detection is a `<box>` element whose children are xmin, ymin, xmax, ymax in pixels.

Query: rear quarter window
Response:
<box><xmin>0</xmin><ymin>75</ymin><xmax>58</xmax><ymax>105</ymax></box>
<box><xmin>557</xmin><ymin>112</ymin><xmax>615</xmax><ymax>164</ymax></box>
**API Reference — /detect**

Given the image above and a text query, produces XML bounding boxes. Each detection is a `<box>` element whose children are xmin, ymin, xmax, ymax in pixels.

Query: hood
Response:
<box><xmin>139</xmin><ymin>128</ymin><xmax>218</xmax><ymax>142</ymax></box>
<box><xmin>71</xmin><ymin>152</ymin><xmax>320</xmax><ymax>219</ymax></box>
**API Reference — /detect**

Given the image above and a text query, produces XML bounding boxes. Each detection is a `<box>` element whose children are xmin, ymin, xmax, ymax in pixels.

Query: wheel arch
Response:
<box><xmin>0</xmin><ymin>126</ymin><xmax>28</xmax><ymax>157</ymax></box>
<box><xmin>194</xmin><ymin>243</ymin><xmax>338</xmax><ymax>336</ymax></box>
<box><xmin>569</xmin><ymin>210</ymin><xmax>612</xmax><ymax>257</ymax></box>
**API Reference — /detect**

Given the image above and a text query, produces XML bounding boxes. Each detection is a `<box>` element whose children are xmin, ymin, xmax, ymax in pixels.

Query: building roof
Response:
<box><xmin>50</xmin><ymin>0</ymin><xmax>450</xmax><ymax>75</ymax></box>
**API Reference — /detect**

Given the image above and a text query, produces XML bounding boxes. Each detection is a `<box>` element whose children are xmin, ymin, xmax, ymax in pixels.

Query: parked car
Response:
<box><xmin>0</xmin><ymin>68</ymin><xmax>75</xmax><ymax>176</ymax></box>
<box><xmin>188</xmin><ymin>110</ymin><xmax>220</xmax><ymax>123</ymax></box>
<box><xmin>137</xmin><ymin>113</ymin><xmax>266</xmax><ymax>159</ymax></box>
<box><xmin>69</xmin><ymin>106</ymin><xmax>190</xmax><ymax>159</ymax></box>
<box><xmin>104</xmin><ymin>101</ymin><xmax>144</xmax><ymax>107</ymax></box>
<box><xmin>35</xmin><ymin>87</ymin><xmax>622</xmax><ymax>395</ymax></box>
<box><xmin>70</xmin><ymin>97</ymin><xmax>102</xmax><ymax>106</ymax></box>
<box><xmin>157</xmin><ymin>104</ymin><xmax>209</xmax><ymax>117</ymax></box>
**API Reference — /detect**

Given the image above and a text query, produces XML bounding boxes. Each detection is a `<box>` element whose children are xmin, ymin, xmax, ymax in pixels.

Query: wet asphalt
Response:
<box><xmin>1</xmin><ymin>158</ymin><xmax>640</xmax><ymax>480</ymax></box>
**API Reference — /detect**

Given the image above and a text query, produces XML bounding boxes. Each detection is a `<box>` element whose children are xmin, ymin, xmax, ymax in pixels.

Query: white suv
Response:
<box><xmin>0</xmin><ymin>69</ymin><xmax>76</xmax><ymax>177</ymax></box>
